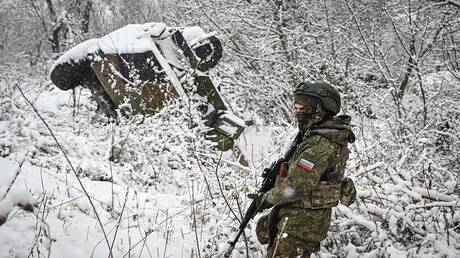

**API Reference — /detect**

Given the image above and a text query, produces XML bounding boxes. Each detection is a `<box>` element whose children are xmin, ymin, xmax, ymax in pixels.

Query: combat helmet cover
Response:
<box><xmin>294</xmin><ymin>81</ymin><xmax>341</xmax><ymax>115</ymax></box>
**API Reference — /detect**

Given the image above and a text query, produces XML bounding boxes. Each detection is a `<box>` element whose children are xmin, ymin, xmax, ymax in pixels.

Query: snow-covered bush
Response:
<box><xmin>1</xmin><ymin>0</ymin><xmax>459</xmax><ymax>257</ymax></box>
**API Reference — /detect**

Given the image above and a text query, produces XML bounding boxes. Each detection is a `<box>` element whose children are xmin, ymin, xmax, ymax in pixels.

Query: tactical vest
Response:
<box><xmin>304</xmin><ymin>134</ymin><xmax>349</xmax><ymax>209</ymax></box>
<box><xmin>288</xmin><ymin>116</ymin><xmax>356</xmax><ymax>209</ymax></box>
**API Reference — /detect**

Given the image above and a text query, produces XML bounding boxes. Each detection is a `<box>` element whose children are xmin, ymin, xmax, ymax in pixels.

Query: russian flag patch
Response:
<box><xmin>297</xmin><ymin>158</ymin><xmax>315</xmax><ymax>171</ymax></box>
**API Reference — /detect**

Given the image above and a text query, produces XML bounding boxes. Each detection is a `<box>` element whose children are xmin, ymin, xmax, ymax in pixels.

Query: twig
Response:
<box><xmin>194</xmin><ymin>0</ymin><xmax>261</xmax><ymax>72</ymax></box>
<box><xmin>197</xmin><ymin>153</ymin><xmax>251</xmax><ymax>172</ymax></box>
<box><xmin>37</xmin><ymin>169</ymin><xmax>108</xmax><ymax>208</ymax></box>
<box><xmin>214</xmin><ymin>150</ymin><xmax>242</xmax><ymax>223</ymax></box>
<box><xmin>110</xmin><ymin>187</ymin><xmax>129</xmax><ymax>255</ymax></box>
<box><xmin>49</xmin><ymin>195</ymin><xmax>83</xmax><ymax>209</ymax></box>
<box><xmin>428</xmin><ymin>0</ymin><xmax>460</xmax><ymax>8</ymax></box>
<box><xmin>343</xmin><ymin>0</ymin><xmax>400</xmax><ymax>97</ymax></box>
<box><xmin>1</xmin><ymin>153</ymin><xmax>28</xmax><ymax>200</ymax></box>
<box><xmin>352</xmin><ymin>144</ymin><xmax>385</xmax><ymax>206</ymax></box>
<box><xmin>28</xmin><ymin>194</ymin><xmax>53</xmax><ymax>258</ymax></box>
<box><xmin>271</xmin><ymin>217</ymin><xmax>289</xmax><ymax>258</ymax></box>
<box><xmin>28</xmin><ymin>195</ymin><xmax>46</xmax><ymax>258</ymax></box>
<box><xmin>234</xmin><ymin>194</ymin><xmax>249</xmax><ymax>258</ymax></box>
<box><xmin>162</xmin><ymin>228</ymin><xmax>170</xmax><ymax>258</ymax></box>
<box><xmin>343</xmin><ymin>0</ymin><xmax>374</xmax><ymax>60</ymax></box>
<box><xmin>40</xmin><ymin>195</ymin><xmax>52</xmax><ymax>258</ymax></box>
<box><xmin>91</xmin><ymin>214</ymin><xmax>139</xmax><ymax>257</ymax></box>
<box><xmin>383</xmin><ymin>8</ymin><xmax>411</xmax><ymax>57</ymax></box>
<box><xmin>110</xmin><ymin>124</ymin><xmax>115</xmax><ymax>215</ymax></box>
<box><xmin>442</xmin><ymin>206</ymin><xmax>450</xmax><ymax>246</ymax></box>
<box><xmin>15</xmin><ymin>83</ymin><xmax>114</xmax><ymax>258</ymax></box>
<box><xmin>190</xmin><ymin>180</ymin><xmax>202</xmax><ymax>258</ymax></box>
<box><xmin>137</xmin><ymin>134</ymin><xmax>158</xmax><ymax>187</ymax></box>
<box><xmin>128</xmin><ymin>209</ymin><xmax>131</xmax><ymax>258</ymax></box>
<box><xmin>122</xmin><ymin>209</ymin><xmax>187</xmax><ymax>257</ymax></box>
<box><xmin>136</xmin><ymin>218</ymin><xmax>153</xmax><ymax>258</ymax></box>
<box><xmin>183</xmin><ymin>86</ymin><xmax>214</xmax><ymax>202</ymax></box>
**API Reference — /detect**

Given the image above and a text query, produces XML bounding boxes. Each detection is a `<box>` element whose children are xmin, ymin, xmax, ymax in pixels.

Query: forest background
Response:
<box><xmin>0</xmin><ymin>0</ymin><xmax>459</xmax><ymax>257</ymax></box>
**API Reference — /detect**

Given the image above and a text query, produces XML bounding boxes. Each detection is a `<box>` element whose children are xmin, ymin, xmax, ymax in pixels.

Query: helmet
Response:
<box><xmin>294</xmin><ymin>81</ymin><xmax>341</xmax><ymax>115</ymax></box>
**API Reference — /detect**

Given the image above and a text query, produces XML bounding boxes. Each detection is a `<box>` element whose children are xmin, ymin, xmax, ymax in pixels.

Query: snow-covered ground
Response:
<box><xmin>0</xmin><ymin>68</ymin><xmax>459</xmax><ymax>258</ymax></box>
<box><xmin>0</xmin><ymin>74</ymin><xmax>287</xmax><ymax>257</ymax></box>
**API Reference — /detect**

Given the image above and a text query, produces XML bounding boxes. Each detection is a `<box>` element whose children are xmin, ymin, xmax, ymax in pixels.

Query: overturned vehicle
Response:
<box><xmin>50</xmin><ymin>22</ymin><xmax>244</xmax><ymax>150</ymax></box>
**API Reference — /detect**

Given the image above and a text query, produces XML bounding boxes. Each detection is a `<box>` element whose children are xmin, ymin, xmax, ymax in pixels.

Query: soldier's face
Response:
<box><xmin>294</xmin><ymin>103</ymin><xmax>305</xmax><ymax>114</ymax></box>
<box><xmin>294</xmin><ymin>102</ymin><xmax>316</xmax><ymax>116</ymax></box>
<box><xmin>294</xmin><ymin>95</ymin><xmax>328</xmax><ymax>130</ymax></box>
<box><xmin>294</xmin><ymin>99</ymin><xmax>318</xmax><ymax>128</ymax></box>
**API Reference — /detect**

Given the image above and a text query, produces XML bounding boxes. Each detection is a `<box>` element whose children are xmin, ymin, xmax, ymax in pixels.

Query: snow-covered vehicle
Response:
<box><xmin>50</xmin><ymin>22</ymin><xmax>244</xmax><ymax>150</ymax></box>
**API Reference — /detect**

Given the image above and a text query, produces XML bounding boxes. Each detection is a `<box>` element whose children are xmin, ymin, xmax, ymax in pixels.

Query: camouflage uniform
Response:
<box><xmin>256</xmin><ymin>81</ymin><xmax>356</xmax><ymax>258</ymax></box>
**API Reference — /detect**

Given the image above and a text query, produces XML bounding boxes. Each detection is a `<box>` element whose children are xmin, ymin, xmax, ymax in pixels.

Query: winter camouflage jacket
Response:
<box><xmin>265</xmin><ymin>115</ymin><xmax>355</xmax><ymax>242</ymax></box>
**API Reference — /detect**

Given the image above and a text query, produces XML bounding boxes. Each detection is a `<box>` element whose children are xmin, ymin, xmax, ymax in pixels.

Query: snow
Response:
<box><xmin>0</xmin><ymin>198</ymin><xmax>13</xmax><ymax>219</ymax></box>
<box><xmin>99</xmin><ymin>23</ymin><xmax>167</xmax><ymax>54</ymax></box>
<box><xmin>52</xmin><ymin>22</ymin><xmax>214</xmax><ymax>73</ymax></box>
<box><xmin>3</xmin><ymin>51</ymin><xmax>460</xmax><ymax>258</ymax></box>
<box><xmin>147</xmin><ymin>36</ymin><xmax>186</xmax><ymax>97</ymax></box>
<box><xmin>181</xmin><ymin>26</ymin><xmax>206</xmax><ymax>45</ymax></box>
<box><xmin>156</xmin><ymin>37</ymin><xmax>185</xmax><ymax>69</ymax></box>
<box><xmin>0</xmin><ymin>75</ymin><xmax>280</xmax><ymax>257</ymax></box>
<box><xmin>337</xmin><ymin>205</ymin><xmax>378</xmax><ymax>232</ymax></box>
<box><xmin>188</xmin><ymin>31</ymin><xmax>218</xmax><ymax>48</ymax></box>
<box><xmin>51</xmin><ymin>38</ymin><xmax>99</xmax><ymax>67</ymax></box>
<box><xmin>218</xmin><ymin>121</ymin><xmax>239</xmax><ymax>137</ymax></box>
<box><xmin>220</xmin><ymin>112</ymin><xmax>246</xmax><ymax>128</ymax></box>
<box><xmin>0</xmin><ymin>156</ymin><xmax>198</xmax><ymax>257</ymax></box>
<box><xmin>7</xmin><ymin>188</ymin><xmax>33</xmax><ymax>208</ymax></box>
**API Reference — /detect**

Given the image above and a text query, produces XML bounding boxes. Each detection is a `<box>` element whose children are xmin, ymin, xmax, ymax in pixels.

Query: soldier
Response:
<box><xmin>255</xmin><ymin>81</ymin><xmax>357</xmax><ymax>257</ymax></box>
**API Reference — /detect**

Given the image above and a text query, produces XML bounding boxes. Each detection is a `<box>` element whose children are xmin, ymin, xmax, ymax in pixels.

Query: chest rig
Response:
<box><xmin>286</xmin><ymin>116</ymin><xmax>356</xmax><ymax>209</ymax></box>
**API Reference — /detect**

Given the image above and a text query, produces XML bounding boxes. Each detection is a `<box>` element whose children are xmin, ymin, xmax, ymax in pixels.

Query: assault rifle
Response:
<box><xmin>224</xmin><ymin>132</ymin><xmax>301</xmax><ymax>257</ymax></box>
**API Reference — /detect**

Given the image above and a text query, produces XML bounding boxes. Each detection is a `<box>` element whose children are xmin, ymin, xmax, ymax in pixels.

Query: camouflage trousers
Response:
<box><xmin>256</xmin><ymin>214</ymin><xmax>320</xmax><ymax>258</ymax></box>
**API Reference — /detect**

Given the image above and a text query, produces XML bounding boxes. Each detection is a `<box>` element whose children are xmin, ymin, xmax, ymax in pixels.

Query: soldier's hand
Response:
<box><xmin>248</xmin><ymin>193</ymin><xmax>273</xmax><ymax>211</ymax></box>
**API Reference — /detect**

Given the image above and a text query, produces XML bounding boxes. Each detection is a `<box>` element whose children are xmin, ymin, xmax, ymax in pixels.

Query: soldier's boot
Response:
<box><xmin>267</xmin><ymin>235</ymin><xmax>319</xmax><ymax>258</ymax></box>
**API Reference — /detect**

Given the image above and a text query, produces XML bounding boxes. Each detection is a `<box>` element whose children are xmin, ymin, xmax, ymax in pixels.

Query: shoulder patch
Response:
<box><xmin>297</xmin><ymin>158</ymin><xmax>315</xmax><ymax>171</ymax></box>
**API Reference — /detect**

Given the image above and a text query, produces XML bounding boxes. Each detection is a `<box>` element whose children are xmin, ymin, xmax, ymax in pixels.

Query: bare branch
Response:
<box><xmin>0</xmin><ymin>153</ymin><xmax>28</xmax><ymax>200</ymax></box>
<box><xmin>429</xmin><ymin>0</ymin><xmax>460</xmax><ymax>8</ymax></box>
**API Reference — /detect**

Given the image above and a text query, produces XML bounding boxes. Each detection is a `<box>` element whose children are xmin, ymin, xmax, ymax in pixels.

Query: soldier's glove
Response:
<box><xmin>248</xmin><ymin>193</ymin><xmax>273</xmax><ymax>211</ymax></box>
